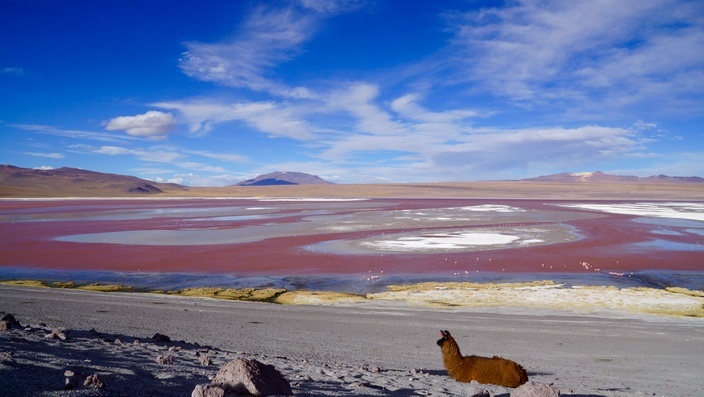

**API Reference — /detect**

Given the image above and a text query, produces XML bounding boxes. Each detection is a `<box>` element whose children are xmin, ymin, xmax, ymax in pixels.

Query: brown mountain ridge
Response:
<box><xmin>0</xmin><ymin>165</ymin><xmax>188</xmax><ymax>197</ymax></box>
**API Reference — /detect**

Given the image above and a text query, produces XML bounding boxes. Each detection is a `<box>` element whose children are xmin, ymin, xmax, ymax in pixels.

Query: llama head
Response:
<box><xmin>436</xmin><ymin>329</ymin><xmax>453</xmax><ymax>347</ymax></box>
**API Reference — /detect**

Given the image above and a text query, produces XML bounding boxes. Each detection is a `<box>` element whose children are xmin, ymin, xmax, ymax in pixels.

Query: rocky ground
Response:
<box><xmin>1</xmin><ymin>285</ymin><xmax>703</xmax><ymax>396</ymax></box>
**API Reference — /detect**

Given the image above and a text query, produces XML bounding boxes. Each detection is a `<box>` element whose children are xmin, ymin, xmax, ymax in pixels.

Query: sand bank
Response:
<box><xmin>2</xmin><ymin>284</ymin><xmax>703</xmax><ymax>396</ymax></box>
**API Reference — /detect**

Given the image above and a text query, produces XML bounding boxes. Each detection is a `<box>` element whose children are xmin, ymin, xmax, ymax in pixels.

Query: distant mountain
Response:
<box><xmin>0</xmin><ymin>165</ymin><xmax>187</xmax><ymax>197</ymax></box>
<box><xmin>524</xmin><ymin>171</ymin><xmax>704</xmax><ymax>183</ymax></box>
<box><xmin>234</xmin><ymin>171</ymin><xmax>334</xmax><ymax>186</ymax></box>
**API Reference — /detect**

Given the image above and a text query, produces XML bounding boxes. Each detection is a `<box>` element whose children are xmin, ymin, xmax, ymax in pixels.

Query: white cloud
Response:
<box><xmin>23</xmin><ymin>152</ymin><xmax>65</xmax><ymax>159</ymax></box>
<box><xmin>154</xmin><ymin>99</ymin><xmax>316</xmax><ymax>140</ymax></box>
<box><xmin>105</xmin><ymin>111</ymin><xmax>176</xmax><ymax>140</ymax></box>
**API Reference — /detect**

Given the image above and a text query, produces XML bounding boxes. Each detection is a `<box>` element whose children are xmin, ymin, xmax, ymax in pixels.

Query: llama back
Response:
<box><xmin>452</xmin><ymin>355</ymin><xmax>528</xmax><ymax>388</ymax></box>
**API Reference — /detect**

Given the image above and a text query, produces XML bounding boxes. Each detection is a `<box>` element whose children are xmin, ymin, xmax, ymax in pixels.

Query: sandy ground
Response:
<box><xmin>1</xmin><ymin>285</ymin><xmax>703</xmax><ymax>396</ymax></box>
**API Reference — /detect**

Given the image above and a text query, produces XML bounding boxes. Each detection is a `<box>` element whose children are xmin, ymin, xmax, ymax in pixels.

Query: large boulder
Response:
<box><xmin>511</xmin><ymin>381</ymin><xmax>561</xmax><ymax>397</ymax></box>
<box><xmin>210</xmin><ymin>358</ymin><xmax>293</xmax><ymax>396</ymax></box>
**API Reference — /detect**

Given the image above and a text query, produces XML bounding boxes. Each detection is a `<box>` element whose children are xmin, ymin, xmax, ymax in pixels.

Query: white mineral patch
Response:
<box><xmin>558</xmin><ymin>202</ymin><xmax>704</xmax><ymax>222</ymax></box>
<box><xmin>460</xmin><ymin>204</ymin><xmax>526</xmax><ymax>212</ymax></box>
<box><xmin>360</xmin><ymin>232</ymin><xmax>520</xmax><ymax>251</ymax></box>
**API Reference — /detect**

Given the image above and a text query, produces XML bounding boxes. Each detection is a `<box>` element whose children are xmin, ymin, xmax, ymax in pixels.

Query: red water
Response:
<box><xmin>1</xmin><ymin>198</ymin><xmax>702</xmax><ymax>277</ymax></box>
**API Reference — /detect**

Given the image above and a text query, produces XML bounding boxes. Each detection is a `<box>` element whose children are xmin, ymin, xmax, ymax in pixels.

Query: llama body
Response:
<box><xmin>436</xmin><ymin>329</ymin><xmax>528</xmax><ymax>388</ymax></box>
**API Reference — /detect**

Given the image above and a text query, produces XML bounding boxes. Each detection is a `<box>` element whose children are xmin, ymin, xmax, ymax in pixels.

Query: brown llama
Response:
<box><xmin>436</xmin><ymin>329</ymin><xmax>528</xmax><ymax>388</ymax></box>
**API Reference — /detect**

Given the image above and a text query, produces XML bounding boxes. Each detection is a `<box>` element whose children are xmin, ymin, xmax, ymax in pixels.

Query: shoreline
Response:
<box><xmin>2</xmin><ymin>271</ymin><xmax>703</xmax><ymax>319</ymax></box>
<box><xmin>2</xmin><ymin>284</ymin><xmax>703</xmax><ymax>396</ymax></box>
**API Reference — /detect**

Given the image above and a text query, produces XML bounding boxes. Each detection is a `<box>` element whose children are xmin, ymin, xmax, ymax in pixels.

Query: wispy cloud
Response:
<box><xmin>104</xmin><ymin>110</ymin><xmax>176</xmax><ymax>140</ymax></box>
<box><xmin>23</xmin><ymin>152</ymin><xmax>65</xmax><ymax>159</ymax></box>
<box><xmin>179</xmin><ymin>5</ymin><xmax>317</xmax><ymax>97</ymax></box>
<box><xmin>89</xmin><ymin>145</ymin><xmax>184</xmax><ymax>163</ymax></box>
<box><xmin>14</xmin><ymin>124</ymin><xmax>137</xmax><ymax>143</ymax></box>
<box><xmin>446</xmin><ymin>0</ymin><xmax>704</xmax><ymax>115</ymax></box>
<box><xmin>1</xmin><ymin>67</ymin><xmax>25</xmax><ymax>76</ymax></box>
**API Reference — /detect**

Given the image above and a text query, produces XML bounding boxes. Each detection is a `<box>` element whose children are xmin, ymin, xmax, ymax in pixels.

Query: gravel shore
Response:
<box><xmin>1</xmin><ymin>285</ymin><xmax>703</xmax><ymax>396</ymax></box>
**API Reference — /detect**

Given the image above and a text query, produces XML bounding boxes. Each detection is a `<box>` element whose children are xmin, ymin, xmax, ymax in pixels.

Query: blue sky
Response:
<box><xmin>1</xmin><ymin>0</ymin><xmax>703</xmax><ymax>186</ymax></box>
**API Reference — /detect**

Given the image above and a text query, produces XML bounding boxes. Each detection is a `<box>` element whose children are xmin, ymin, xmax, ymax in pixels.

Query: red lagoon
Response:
<box><xmin>0</xmin><ymin>198</ymin><xmax>702</xmax><ymax>278</ymax></box>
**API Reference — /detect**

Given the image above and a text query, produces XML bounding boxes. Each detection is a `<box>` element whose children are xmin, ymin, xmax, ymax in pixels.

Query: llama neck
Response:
<box><xmin>442</xmin><ymin>339</ymin><xmax>464</xmax><ymax>369</ymax></box>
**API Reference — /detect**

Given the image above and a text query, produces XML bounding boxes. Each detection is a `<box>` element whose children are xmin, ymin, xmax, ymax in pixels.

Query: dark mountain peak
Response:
<box><xmin>234</xmin><ymin>171</ymin><xmax>333</xmax><ymax>186</ymax></box>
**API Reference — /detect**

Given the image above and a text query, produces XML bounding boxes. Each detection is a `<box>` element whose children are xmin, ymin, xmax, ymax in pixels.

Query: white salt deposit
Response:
<box><xmin>460</xmin><ymin>204</ymin><xmax>526</xmax><ymax>212</ymax></box>
<box><xmin>558</xmin><ymin>202</ymin><xmax>704</xmax><ymax>222</ymax></box>
<box><xmin>359</xmin><ymin>232</ymin><xmax>520</xmax><ymax>251</ymax></box>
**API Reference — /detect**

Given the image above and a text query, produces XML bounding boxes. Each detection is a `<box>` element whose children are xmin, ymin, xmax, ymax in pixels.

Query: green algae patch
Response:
<box><xmin>275</xmin><ymin>290</ymin><xmax>366</xmax><ymax>305</ymax></box>
<box><xmin>0</xmin><ymin>279</ymin><xmax>49</xmax><ymax>288</ymax></box>
<box><xmin>76</xmin><ymin>283</ymin><xmax>133</xmax><ymax>292</ymax></box>
<box><xmin>167</xmin><ymin>287</ymin><xmax>286</xmax><ymax>302</ymax></box>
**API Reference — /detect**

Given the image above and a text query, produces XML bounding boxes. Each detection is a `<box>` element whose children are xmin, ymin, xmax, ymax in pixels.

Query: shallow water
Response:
<box><xmin>2</xmin><ymin>198</ymin><xmax>703</xmax><ymax>288</ymax></box>
<box><xmin>1</xmin><ymin>267</ymin><xmax>702</xmax><ymax>294</ymax></box>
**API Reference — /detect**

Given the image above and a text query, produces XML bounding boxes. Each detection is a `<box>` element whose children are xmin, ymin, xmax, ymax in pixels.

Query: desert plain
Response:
<box><xmin>1</xmin><ymin>181</ymin><xmax>703</xmax><ymax>396</ymax></box>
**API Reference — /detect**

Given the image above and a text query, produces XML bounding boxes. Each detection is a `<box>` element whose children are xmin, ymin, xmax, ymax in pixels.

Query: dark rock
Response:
<box><xmin>511</xmin><ymin>381</ymin><xmax>561</xmax><ymax>397</ymax></box>
<box><xmin>64</xmin><ymin>370</ymin><xmax>81</xmax><ymax>390</ymax></box>
<box><xmin>210</xmin><ymin>357</ymin><xmax>293</xmax><ymax>396</ymax></box>
<box><xmin>1</xmin><ymin>314</ymin><xmax>21</xmax><ymax>330</ymax></box>
<box><xmin>152</xmin><ymin>332</ymin><xmax>171</xmax><ymax>342</ymax></box>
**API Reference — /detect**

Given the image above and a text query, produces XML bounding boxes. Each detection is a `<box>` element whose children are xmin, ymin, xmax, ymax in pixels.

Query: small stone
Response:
<box><xmin>84</xmin><ymin>373</ymin><xmax>105</xmax><ymax>389</ymax></box>
<box><xmin>156</xmin><ymin>354</ymin><xmax>174</xmax><ymax>364</ymax></box>
<box><xmin>46</xmin><ymin>329</ymin><xmax>68</xmax><ymax>340</ymax></box>
<box><xmin>511</xmin><ymin>381</ymin><xmax>561</xmax><ymax>397</ymax></box>
<box><xmin>191</xmin><ymin>384</ymin><xmax>225</xmax><ymax>397</ymax></box>
<box><xmin>199</xmin><ymin>354</ymin><xmax>213</xmax><ymax>366</ymax></box>
<box><xmin>0</xmin><ymin>351</ymin><xmax>15</xmax><ymax>364</ymax></box>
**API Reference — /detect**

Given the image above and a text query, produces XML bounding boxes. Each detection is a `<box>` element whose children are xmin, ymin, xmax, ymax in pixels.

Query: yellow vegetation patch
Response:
<box><xmin>0</xmin><ymin>279</ymin><xmax>49</xmax><ymax>288</ymax></box>
<box><xmin>76</xmin><ymin>283</ymin><xmax>133</xmax><ymax>292</ymax></box>
<box><xmin>167</xmin><ymin>287</ymin><xmax>286</xmax><ymax>302</ymax></box>
<box><xmin>384</xmin><ymin>280</ymin><xmax>559</xmax><ymax>292</ymax></box>
<box><xmin>666</xmin><ymin>287</ymin><xmax>704</xmax><ymax>298</ymax></box>
<box><xmin>368</xmin><ymin>282</ymin><xmax>704</xmax><ymax>318</ymax></box>
<box><xmin>52</xmin><ymin>281</ymin><xmax>75</xmax><ymax>288</ymax></box>
<box><xmin>275</xmin><ymin>290</ymin><xmax>366</xmax><ymax>305</ymax></box>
